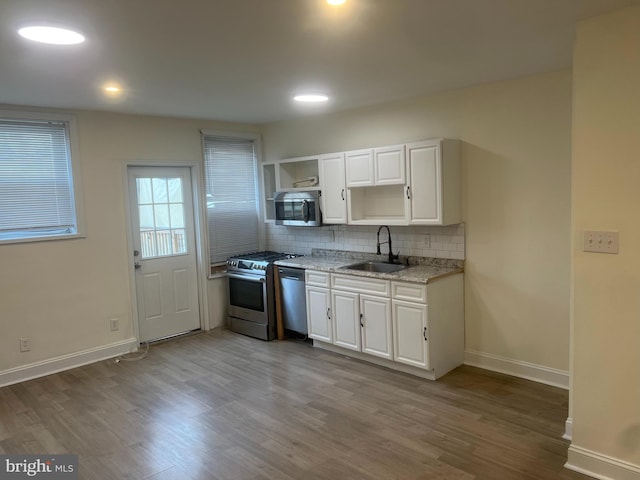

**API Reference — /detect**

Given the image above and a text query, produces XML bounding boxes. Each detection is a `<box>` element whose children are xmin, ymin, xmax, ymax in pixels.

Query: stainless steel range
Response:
<box><xmin>226</xmin><ymin>251</ymin><xmax>301</xmax><ymax>340</ymax></box>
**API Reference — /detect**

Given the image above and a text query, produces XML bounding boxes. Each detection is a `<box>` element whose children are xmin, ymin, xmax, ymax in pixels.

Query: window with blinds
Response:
<box><xmin>203</xmin><ymin>135</ymin><xmax>259</xmax><ymax>264</ymax></box>
<box><xmin>0</xmin><ymin>115</ymin><xmax>81</xmax><ymax>243</ymax></box>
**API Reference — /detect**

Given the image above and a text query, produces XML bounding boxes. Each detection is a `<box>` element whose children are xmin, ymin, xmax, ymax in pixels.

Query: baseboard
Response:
<box><xmin>564</xmin><ymin>417</ymin><xmax>573</xmax><ymax>441</ymax></box>
<box><xmin>566</xmin><ymin>445</ymin><xmax>640</xmax><ymax>480</ymax></box>
<box><xmin>464</xmin><ymin>349</ymin><xmax>569</xmax><ymax>389</ymax></box>
<box><xmin>0</xmin><ymin>338</ymin><xmax>139</xmax><ymax>388</ymax></box>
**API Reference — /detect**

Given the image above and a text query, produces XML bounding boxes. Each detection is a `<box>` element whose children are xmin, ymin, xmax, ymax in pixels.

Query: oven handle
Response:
<box><xmin>226</xmin><ymin>272</ymin><xmax>266</xmax><ymax>283</ymax></box>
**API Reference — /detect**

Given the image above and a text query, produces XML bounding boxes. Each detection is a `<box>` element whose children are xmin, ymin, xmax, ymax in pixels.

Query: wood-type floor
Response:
<box><xmin>0</xmin><ymin>330</ymin><xmax>589</xmax><ymax>480</ymax></box>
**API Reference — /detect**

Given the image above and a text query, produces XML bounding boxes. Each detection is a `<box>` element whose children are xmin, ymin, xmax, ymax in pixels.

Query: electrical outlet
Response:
<box><xmin>109</xmin><ymin>318</ymin><xmax>119</xmax><ymax>331</ymax></box>
<box><xmin>20</xmin><ymin>337</ymin><xmax>31</xmax><ymax>352</ymax></box>
<box><xmin>584</xmin><ymin>230</ymin><xmax>619</xmax><ymax>254</ymax></box>
<box><xmin>424</xmin><ymin>234</ymin><xmax>431</xmax><ymax>248</ymax></box>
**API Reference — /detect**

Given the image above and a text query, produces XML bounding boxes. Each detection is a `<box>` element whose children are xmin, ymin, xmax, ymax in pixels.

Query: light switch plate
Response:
<box><xmin>583</xmin><ymin>230</ymin><xmax>619</xmax><ymax>254</ymax></box>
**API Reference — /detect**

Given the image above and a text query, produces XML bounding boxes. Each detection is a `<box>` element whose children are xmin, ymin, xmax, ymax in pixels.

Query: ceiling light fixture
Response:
<box><xmin>102</xmin><ymin>84</ymin><xmax>124</xmax><ymax>97</ymax></box>
<box><xmin>18</xmin><ymin>25</ymin><xmax>85</xmax><ymax>45</ymax></box>
<box><xmin>294</xmin><ymin>94</ymin><xmax>329</xmax><ymax>103</ymax></box>
<box><xmin>327</xmin><ymin>0</ymin><xmax>346</xmax><ymax>5</ymax></box>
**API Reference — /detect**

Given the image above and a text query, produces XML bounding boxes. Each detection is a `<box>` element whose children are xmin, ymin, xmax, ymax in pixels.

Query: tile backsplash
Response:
<box><xmin>265</xmin><ymin>223</ymin><xmax>465</xmax><ymax>260</ymax></box>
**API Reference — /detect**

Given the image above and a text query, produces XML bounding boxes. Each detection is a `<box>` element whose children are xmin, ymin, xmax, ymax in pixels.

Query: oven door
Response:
<box><xmin>227</xmin><ymin>271</ymin><xmax>268</xmax><ymax>324</ymax></box>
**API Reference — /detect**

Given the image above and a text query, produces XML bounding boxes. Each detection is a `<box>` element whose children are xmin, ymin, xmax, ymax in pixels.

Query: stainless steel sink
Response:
<box><xmin>342</xmin><ymin>261</ymin><xmax>407</xmax><ymax>274</ymax></box>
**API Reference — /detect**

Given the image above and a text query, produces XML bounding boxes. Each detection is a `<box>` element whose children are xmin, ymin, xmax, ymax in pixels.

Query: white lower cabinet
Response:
<box><xmin>331</xmin><ymin>274</ymin><xmax>393</xmax><ymax>360</ymax></box>
<box><xmin>306</xmin><ymin>269</ymin><xmax>463</xmax><ymax>380</ymax></box>
<box><xmin>305</xmin><ymin>270</ymin><xmax>332</xmax><ymax>343</ymax></box>
<box><xmin>332</xmin><ymin>290</ymin><xmax>360</xmax><ymax>351</ymax></box>
<box><xmin>306</xmin><ymin>286</ymin><xmax>332</xmax><ymax>343</ymax></box>
<box><xmin>392</xmin><ymin>276</ymin><xmax>464</xmax><ymax>378</ymax></box>
<box><xmin>392</xmin><ymin>299</ymin><xmax>430</xmax><ymax>369</ymax></box>
<box><xmin>360</xmin><ymin>294</ymin><xmax>393</xmax><ymax>359</ymax></box>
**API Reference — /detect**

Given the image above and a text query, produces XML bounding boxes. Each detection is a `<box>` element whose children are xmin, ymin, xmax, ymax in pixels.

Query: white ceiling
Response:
<box><xmin>1</xmin><ymin>0</ymin><xmax>638</xmax><ymax>124</ymax></box>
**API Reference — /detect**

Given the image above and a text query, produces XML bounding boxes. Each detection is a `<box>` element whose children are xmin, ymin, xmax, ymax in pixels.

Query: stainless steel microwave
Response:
<box><xmin>274</xmin><ymin>191</ymin><xmax>322</xmax><ymax>227</ymax></box>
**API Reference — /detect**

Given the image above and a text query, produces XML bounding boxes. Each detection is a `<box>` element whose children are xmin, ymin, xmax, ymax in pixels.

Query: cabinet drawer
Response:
<box><xmin>331</xmin><ymin>274</ymin><xmax>390</xmax><ymax>296</ymax></box>
<box><xmin>392</xmin><ymin>281</ymin><xmax>427</xmax><ymax>303</ymax></box>
<box><xmin>305</xmin><ymin>270</ymin><xmax>330</xmax><ymax>287</ymax></box>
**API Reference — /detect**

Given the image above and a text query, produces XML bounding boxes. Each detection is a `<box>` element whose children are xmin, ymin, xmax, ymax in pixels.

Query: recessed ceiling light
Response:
<box><xmin>102</xmin><ymin>83</ymin><xmax>124</xmax><ymax>97</ymax></box>
<box><xmin>294</xmin><ymin>94</ymin><xmax>329</xmax><ymax>103</ymax></box>
<box><xmin>18</xmin><ymin>25</ymin><xmax>85</xmax><ymax>45</ymax></box>
<box><xmin>327</xmin><ymin>0</ymin><xmax>346</xmax><ymax>5</ymax></box>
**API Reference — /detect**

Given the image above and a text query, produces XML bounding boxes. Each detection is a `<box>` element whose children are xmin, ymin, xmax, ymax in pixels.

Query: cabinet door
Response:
<box><xmin>332</xmin><ymin>290</ymin><xmax>360</xmax><ymax>351</ymax></box>
<box><xmin>360</xmin><ymin>294</ymin><xmax>393</xmax><ymax>359</ymax></box>
<box><xmin>306</xmin><ymin>286</ymin><xmax>332</xmax><ymax>343</ymax></box>
<box><xmin>319</xmin><ymin>153</ymin><xmax>347</xmax><ymax>224</ymax></box>
<box><xmin>407</xmin><ymin>141</ymin><xmax>441</xmax><ymax>224</ymax></box>
<box><xmin>392</xmin><ymin>299</ymin><xmax>430</xmax><ymax>370</ymax></box>
<box><xmin>345</xmin><ymin>149</ymin><xmax>374</xmax><ymax>187</ymax></box>
<box><xmin>374</xmin><ymin>145</ymin><xmax>405</xmax><ymax>185</ymax></box>
<box><xmin>262</xmin><ymin>163</ymin><xmax>277</xmax><ymax>222</ymax></box>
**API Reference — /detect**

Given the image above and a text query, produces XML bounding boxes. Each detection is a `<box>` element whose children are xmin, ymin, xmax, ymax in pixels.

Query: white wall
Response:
<box><xmin>568</xmin><ymin>5</ymin><xmax>640</xmax><ymax>477</ymax></box>
<box><xmin>0</xmin><ymin>106</ymin><xmax>256</xmax><ymax>375</ymax></box>
<box><xmin>263</xmin><ymin>70</ymin><xmax>573</xmax><ymax>376</ymax></box>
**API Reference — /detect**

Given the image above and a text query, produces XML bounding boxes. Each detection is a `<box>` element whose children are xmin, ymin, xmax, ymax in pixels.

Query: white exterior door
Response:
<box><xmin>128</xmin><ymin>166</ymin><xmax>200</xmax><ymax>342</ymax></box>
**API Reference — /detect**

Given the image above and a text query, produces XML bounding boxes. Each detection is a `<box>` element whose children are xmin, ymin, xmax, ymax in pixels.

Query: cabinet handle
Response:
<box><xmin>423</xmin><ymin>327</ymin><xmax>428</xmax><ymax>341</ymax></box>
<box><xmin>327</xmin><ymin>308</ymin><xmax>331</xmax><ymax>320</ymax></box>
<box><xmin>341</xmin><ymin>188</ymin><xmax>345</xmax><ymax>201</ymax></box>
<box><xmin>406</xmin><ymin>186</ymin><xmax>411</xmax><ymax>199</ymax></box>
<box><xmin>360</xmin><ymin>313</ymin><xmax>364</xmax><ymax>327</ymax></box>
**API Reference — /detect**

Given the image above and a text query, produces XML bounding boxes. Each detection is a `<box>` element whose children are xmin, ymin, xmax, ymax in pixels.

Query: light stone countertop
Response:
<box><xmin>275</xmin><ymin>249</ymin><xmax>463</xmax><ymax>285</ymax></box>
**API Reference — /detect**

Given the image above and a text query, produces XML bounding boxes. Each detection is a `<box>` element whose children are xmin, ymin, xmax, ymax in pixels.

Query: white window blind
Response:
<box><xmin>203</xmin><ymin>135</ymin><xmax>259</xmax><ymax>263</ymax></box>
<box><xmin>0</xmin><ymin>118</ymin><xmax>78</xmax><ymax>242</ymax></box>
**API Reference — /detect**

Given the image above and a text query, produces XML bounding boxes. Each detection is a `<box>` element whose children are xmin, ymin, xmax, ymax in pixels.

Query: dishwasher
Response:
<box><xmin>278</xmin><ymin>266</ymin><xmax>308</xmax><ymax>336</ymax></box>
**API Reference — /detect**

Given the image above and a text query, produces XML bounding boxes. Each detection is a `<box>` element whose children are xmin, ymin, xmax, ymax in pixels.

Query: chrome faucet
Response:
<box><xmin>376</xmin><ymin>225</ymin><xmax>399</xmax><ymax>264</ymax></box>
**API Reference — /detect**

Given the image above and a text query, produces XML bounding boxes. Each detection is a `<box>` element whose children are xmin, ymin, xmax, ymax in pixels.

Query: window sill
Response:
<box><xmin>209</xmin><ymin>263</ymin><xmax>227</xmax><ymax>279</ymax></box>
<box><xmin>0</xmin><ymin>232</ymin><xmax>86</xmax><ymax>246</ymax></box>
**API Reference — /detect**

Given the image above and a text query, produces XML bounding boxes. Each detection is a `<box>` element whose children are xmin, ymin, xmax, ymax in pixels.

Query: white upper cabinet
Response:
<box><xmin>345</xmin><ymin>149</ymin><xmax>374</xmax><ymax>187</ymax></box>
<box><xmin>374</xmin><ymin>145</ymin><xmax>405</xmax><ymax>185</ymax></box>
<box><xmin>346</xmin><ymin>145</ymin><xmax>405</xmax><ymax>187</ymax></box>
<box><xmin>261</xmin><ymin>162</ymin><xmax>277</xmax><ymax>222</ymax></box>
<box><xmin>345</xmin><ymin>144</ymin><xmax>408</xmax><ymax>225</ymax></box>
<box><xmin>319</xmin><ymin>153</ymin><xmax>347</xmax><ymax>224</ymax></box>
<box><xmin>406</xmin><ymin>139</ymin><xmax>461</xmax><ymax>226</ymax></box>
<box><xmin>264</xmin><ymin>138</ymin><xmax>461</xmax><ymax>226</ymax></box>
<box><xmin>278</xmin><ymin>156</ymin><xmax>320</xmax><ymax>191</ymax></box>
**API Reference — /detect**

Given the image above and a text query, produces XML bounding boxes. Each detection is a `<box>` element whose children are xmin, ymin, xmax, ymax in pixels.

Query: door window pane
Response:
<box><xmin>168</xmin><ymin>178</ymin><xmax>182</xmax><ymax>203</ymax></box>
<box><xmin>152</xmin><ymin>178</ymin><xmax>168</xmax><ymax>203</ymax></box>
<box><xmin>154</xmin><ymin>204</ymin><xmax>170</xmax><ymax>229</ymax></box>
<box><xmin>136</xmin><ymin>178</ymin><xmax>153</xmax><ymax>204</ymax></box>
<box><xmin>170</xmin><ymin>204</ymin><xmax>184</xmax><ymax>228</ymax></box>
<box><xmin>137</xmin><ymin>176</ymin><xmax>187</xmax><ymax>258</ymax></box>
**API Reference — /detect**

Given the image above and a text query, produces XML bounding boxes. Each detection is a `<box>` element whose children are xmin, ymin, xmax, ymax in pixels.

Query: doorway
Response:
<box><xmin>127</xmin><ymin>166</ymin><xmax>201</xmax><ymax>342</ymax></box>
